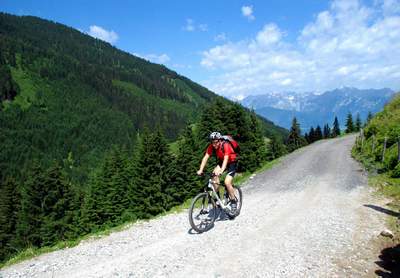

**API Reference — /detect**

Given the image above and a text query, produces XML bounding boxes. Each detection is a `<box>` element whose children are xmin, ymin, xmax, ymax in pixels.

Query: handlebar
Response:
<box><xmin>197</xmin><ymin>172</ymin><xmax>220</xmax><ymax>178</ymax></box>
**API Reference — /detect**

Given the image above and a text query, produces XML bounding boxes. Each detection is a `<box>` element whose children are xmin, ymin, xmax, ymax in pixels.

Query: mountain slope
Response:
<box><xmin>353</xmin><ymin>93</ymin><xmax>400</xmax><ymax>175</ymax></box>
<box><xmin>0</xmin><ymin>12</ymin><xmax>286</xmax><ymax>182</ymax></box>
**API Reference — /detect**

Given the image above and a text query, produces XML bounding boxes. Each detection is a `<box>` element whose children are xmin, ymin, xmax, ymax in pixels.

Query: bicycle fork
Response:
<box><xmin>207</xmin><ymin>180</ymin><xmax>232</xmax><ymax>212</ymax></box>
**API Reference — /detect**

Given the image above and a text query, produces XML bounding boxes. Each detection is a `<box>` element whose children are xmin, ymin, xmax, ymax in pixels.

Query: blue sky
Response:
<box><xmin>1</xmin><ymin>0</ymin><xmax>400</xmax><ymax>99</ymax></box>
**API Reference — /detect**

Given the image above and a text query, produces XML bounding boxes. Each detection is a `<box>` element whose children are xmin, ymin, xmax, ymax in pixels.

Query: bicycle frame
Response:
<box><xmin>205</xmin><ymin>178</ymin><xmax>231</xmax><ymax>212</ymax></box>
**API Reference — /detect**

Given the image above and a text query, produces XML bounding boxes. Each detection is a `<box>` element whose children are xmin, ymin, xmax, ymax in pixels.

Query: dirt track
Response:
<box><xmin>1</xmin><ymin>135</ymin><xmax>388</xmax><ymax>277</ymax></box>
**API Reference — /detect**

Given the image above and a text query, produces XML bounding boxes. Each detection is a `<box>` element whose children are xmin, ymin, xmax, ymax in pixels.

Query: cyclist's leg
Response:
<box><xmin>224</xmin><ymin>163</ymin><xmax>237</xmax><ymax>200</ymax></box>
<box><xmin>224</xmin><ymin>175</ymin><xmax>235</xmax><ymax>200</ymax></box>
<box><xmin>212</xmin><ymin>165</ymin><xmax>221</xmax><ymax>191</ymax></box>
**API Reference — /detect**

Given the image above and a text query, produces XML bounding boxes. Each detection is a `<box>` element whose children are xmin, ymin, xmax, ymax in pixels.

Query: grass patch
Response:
<box><xmin>9</xmin><ymin>67</ymin><xmax>39</xmax><ymax>110</ymax></box>
<box><xmin>369</xmin><ymin>173</ymin><xmax>400</xmax><ymax>202</ymax></box>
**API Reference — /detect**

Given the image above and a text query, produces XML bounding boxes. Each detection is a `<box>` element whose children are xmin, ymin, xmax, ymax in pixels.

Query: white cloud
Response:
<box><xmin>214</xmin><ymin>33</ymin><xmax>227</xmax><ymax>42</ymax></box>
<box><xmin>183</xmin><ymin>19</ymin><xmax>195</xmax><ymax>32</ymax></box>
<box><xmin>88</xmin><ymin>25</ymin><xmax>119</xmax><ymax>44</ymax></box>
<box><xmin>242</xmin><ymin>5</ymin><xmax>255</xmax><ymax>21</ymax></box>
<box><xmin>198</xmin><ymin>24</ymin><xmax>208</xmax><ymax>31</ymax></box>
<box><xmin>183</xmin><ymin>19</ymin><xmax>208</xmax><ymax>32</ymax></box>
<box><xmin>201</xmin><ymin>0</ymin><xmax>400</xmax><ymax>98</ymax></box>
<box><xmin>256</xmin><ymin>24</ymin><xmax>283</xmax><ymax>46</ymax></box>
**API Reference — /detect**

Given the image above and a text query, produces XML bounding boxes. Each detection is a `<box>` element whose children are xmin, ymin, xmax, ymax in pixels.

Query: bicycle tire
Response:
<box><xmin>225</xmin><ymin>185</ymin><xmax>243</xmax><ymax>218</ymax></box>
<box><xmin>233</xmin><ymin>185</ymin><xmax>243</xmax><ymax>216</ymax></box>
<box><xmin>188</xmin><ymin>192</ymin><xmax>217</xmax><ymax>233</ymax></box>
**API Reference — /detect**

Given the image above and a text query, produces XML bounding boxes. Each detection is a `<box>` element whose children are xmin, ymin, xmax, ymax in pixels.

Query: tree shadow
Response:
<box><xmin>364</xmin><ymin>204</ymin><xmax>400</xmax><ymax>218</ymax></box>
<box><xmin>375</xmin><ymin>244</ymin><xmax>400</xmax><ymax>277</ymax></box>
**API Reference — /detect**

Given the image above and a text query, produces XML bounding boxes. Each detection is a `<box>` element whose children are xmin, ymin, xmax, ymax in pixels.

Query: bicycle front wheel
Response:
<box><xmin>188</xmin><ymin>192</ymin><xmax>217</xmax><ymax>233</ymax></box>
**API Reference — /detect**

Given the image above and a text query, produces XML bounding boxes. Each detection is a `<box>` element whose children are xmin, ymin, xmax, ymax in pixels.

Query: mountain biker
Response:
<box><xmin>197</xmin><ymin>131</ymin><xmax>238</xmax><ymax>210</ymax></box>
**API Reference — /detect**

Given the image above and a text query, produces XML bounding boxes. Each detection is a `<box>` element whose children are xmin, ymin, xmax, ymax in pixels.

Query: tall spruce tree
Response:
<box><xmin>332</xmin><ymin>117</ymin><xmax>341</xmax><ymax>137</ymax></box>
<box><xmin>0</xmin><ymin>177</ymin><xmax>19</xmax><ymax>261</ymax></box>
<box><xmin>133</xmin><ymin>128</ymin><xmax>171</xmax><ymax>218</ymax></box>
<box><xmin>40</xmin><ymin>162</ymin><xmax>75</xmax><ymax>246</ymax></box>
<box><xmin>345</xmin><ymin>112</ymin><xmax>354</xmax><ymax>133</ymax></box>
<box><xmin>245</xmin><ymin>111</ymin><xmax>268</xmax><ymax>171</ymax></box>
<box><xmin>82</xmin><ymin>152</ymin><xmax>115</xmax><ymax>230</ymax></box>
<box><xmin>15</xmin><ymin>162</ymin><xmax>46</xmax><ymax>248</ymax></box>
<box><xmin>166</xmin><ymin>126</ymin><xmax>202</xmax><ymax>208</ymax></box>
<box><xmin>308</xmin><ymin>127</ymin><xmax>315</xmax><ymax>143</ymax></box>
<box><xmin>106</xmin><ymin>147</ymin><xmax>131</xmax><ymax>224</ymax></box>
<box><xmin>287</xmin><ymin>117</ymin><xmax>305</xmax><ymax>152</ymax></box>
<box><xmin>315</xmin><ymin>126</ymin><xmax>323</xmax><ymax>140</ymax></box>
<box><xmin>323</xmin><ymin>124</ymin><xmax>331</xmax><ymax>138</ymax></box>
<box><xmin>268</xmin><ymin>135</ymin><xmax>287</xmax><ymax>160</ymax></box>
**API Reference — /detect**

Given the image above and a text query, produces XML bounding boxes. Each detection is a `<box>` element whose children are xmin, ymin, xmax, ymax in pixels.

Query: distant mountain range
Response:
<box><xmin>240</xmin><ymin>87</ymin><xmax>396</xmax><ymax>132</ymax></box>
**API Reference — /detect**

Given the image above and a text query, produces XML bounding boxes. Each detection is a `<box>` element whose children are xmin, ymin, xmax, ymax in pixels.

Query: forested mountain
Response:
<box><xmin>0</xmin><ymin>13</ymin><xmax>288</xmax><ymax>263</ymax></box>
<box><xmin>0</xmin><ymin>12</ymin><xmax>286</xmax><ymax>182</ymax></box>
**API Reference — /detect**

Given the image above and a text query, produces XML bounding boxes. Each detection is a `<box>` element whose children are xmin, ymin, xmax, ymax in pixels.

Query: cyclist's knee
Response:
<box><xmin>225</xmin><ymin>175</ymin><xmax>233</xmax><ymax>186</ymax></box>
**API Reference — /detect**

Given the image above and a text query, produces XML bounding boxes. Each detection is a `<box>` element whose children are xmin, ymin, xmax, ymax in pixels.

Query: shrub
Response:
<box><xmin>391</xmin><ymin>163</ymin><xmax>400</xmax><ymax>178</ymax></box>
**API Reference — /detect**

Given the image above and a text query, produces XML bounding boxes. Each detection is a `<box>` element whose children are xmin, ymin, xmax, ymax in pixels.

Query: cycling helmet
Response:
<box><xmin>209</xmin><ymin>131</ymin><xmax>222</xmax><ymax>141</ymax></box>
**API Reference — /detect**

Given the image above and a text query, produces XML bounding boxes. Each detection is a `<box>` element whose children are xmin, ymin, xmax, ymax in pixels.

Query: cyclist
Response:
<box><xmin>197</xmin><ymin>131</ymin><xmax>238</xmax><ymax>210</ymax></box>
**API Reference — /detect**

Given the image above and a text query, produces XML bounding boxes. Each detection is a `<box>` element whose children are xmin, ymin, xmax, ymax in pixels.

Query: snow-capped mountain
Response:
<box><xmin>240</xmin><ymin>87</ymin><xmax>396</xmax><ymax>132</ymax></box>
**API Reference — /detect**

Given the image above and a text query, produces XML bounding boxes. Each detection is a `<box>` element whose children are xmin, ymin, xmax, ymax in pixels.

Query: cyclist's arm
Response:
<box><xmin>198</xmin><ymin>153</ymin><xmax>210</xmax><ymax>174</ymax></box>
<box><xmin>220</xmin><ymin>155</ymin><xmax>229</xmax><ymax>173</ymax></box>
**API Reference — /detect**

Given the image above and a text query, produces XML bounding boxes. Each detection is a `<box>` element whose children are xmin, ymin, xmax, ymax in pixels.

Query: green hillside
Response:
<box><xmin>353</xmin><ymin>93</ymin><xmax>400</xmax><ymax>177</ymax></box>
<box><xmin>0</xmin><ymin>12</ymin><xmax>286</xmax><ymax>182</ymax></box>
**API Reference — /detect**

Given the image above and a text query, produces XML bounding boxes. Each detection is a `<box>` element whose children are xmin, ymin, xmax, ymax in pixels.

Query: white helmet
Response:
<box><xmin>209</xmin><ymin>131</ymin><xmax>222</xmax><ymax>141</ymax></box>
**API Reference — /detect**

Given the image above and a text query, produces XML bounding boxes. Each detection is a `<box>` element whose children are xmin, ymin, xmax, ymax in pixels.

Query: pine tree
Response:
<box><xmin>315</xmin><ymin>126</ymin><xmax>323</xmax><ymax>140</ymax></box>
<box><xmin>106</xmin><ymin>147</ymin><xmax>130</xmax><ymax>223</ymax></box>
<box><xmin>345</xmin><ymin>112</ymin><xmax>354</xmax><ymax>133</ymax></box>
<box><xmin>16</xmin><ymin>162</ymin><xmax>46</xmax><ymax>248</ymax></box>
<box><xmin>332</xmin><ymin>117</ymin><xmax>341</xmax><ymax>137</ymax></box>
<box><xmin>287</xmin><ymin>117</ymin><xmax>306</xmax><ymax>152</ymax></box>
<box><xmin>304</xmin><ymin>132</ymin><xmax>309</xmax><ymax>144</ymax></box>
<box><xmin>166</xmin><ymin>126</ymin><xmax>202</xmax><ymax>208</ymax></box>
<box><xmin>268</xmin><ymin>135</ymin><xmax>287</xmax><ymax>160</ymax></box>
<box><xmin>309</xmin><ymin>127</ymin><xmax>315</xmax><ymax>143</ymax></box>
<box><xmin>244</xmin><ymin>111</ymin><xmax>268</xmax><ymax>171</ymax></box>
<box><xmin>354</xmin><ymin>113</ymin><xmax>362</xmax><ymax>132</ymax></box>
<box><xmin>365</xmin><ymin>111</ymin><xmax>373</xmax><ymax>127</ymax></box>
<box><xmin>82</xmin><ymin>154</ymin><xmax>115</xmax><ymax>230</ymax></box>
<box><xmin>40</xmin><ymin>162</ymin><xmax>75</xmax><ymax>246</ymax></box>
<box><xmin>133</xmin><ymin>128</ymin><xmax>170</xmax><ymax>218</ymax></box>
<box><xmin>0</xmin><ymin>177</ymin><xmax>19</xmax><ymax>261</ymax></box>
<box><xmin>323</xmin><ymin>124</ymin><xmax>331</xmax><ymax>138</ymax></box>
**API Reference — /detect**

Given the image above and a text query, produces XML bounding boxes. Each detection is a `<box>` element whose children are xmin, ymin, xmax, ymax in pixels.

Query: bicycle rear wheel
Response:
<box><xmin>223</xmin><ymin>185</ymin><xmax>243</xmax><ymax>218</ymax></box>
<box><xmin>232</xmin><ymin>185</ymin><xmax>243</xmax><ymax>216</ymax></box>
<box><xmin>188</xmin><ymin>192</ymin><xmax>217</xmax><ymax>233</ymax></box>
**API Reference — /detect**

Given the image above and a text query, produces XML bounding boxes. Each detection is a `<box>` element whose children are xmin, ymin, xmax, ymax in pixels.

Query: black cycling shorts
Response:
<box><xmin>218</xmin><ymin>161</ymin><xmax>237</xmax><ymax>177</ymax></box>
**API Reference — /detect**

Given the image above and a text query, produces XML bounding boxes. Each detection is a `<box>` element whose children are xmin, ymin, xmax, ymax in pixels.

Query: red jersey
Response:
<box><xmin>206</xmin><ymin>142</ymin><xmax>237</xmax><ymax>163</ymax></box>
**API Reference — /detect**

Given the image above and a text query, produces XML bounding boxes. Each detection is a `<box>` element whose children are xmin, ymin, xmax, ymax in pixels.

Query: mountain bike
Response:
<box><xmin>188</xmin><ymin>173</ymin><xmax>242</xmax><ymax>233</ymax></box>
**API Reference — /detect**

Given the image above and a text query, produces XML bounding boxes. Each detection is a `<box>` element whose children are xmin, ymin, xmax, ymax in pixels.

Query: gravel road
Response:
<box><xmin>1</xmin><ymin>135</ymin><xmax>388</xmax><ymax>277</ymax></box>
